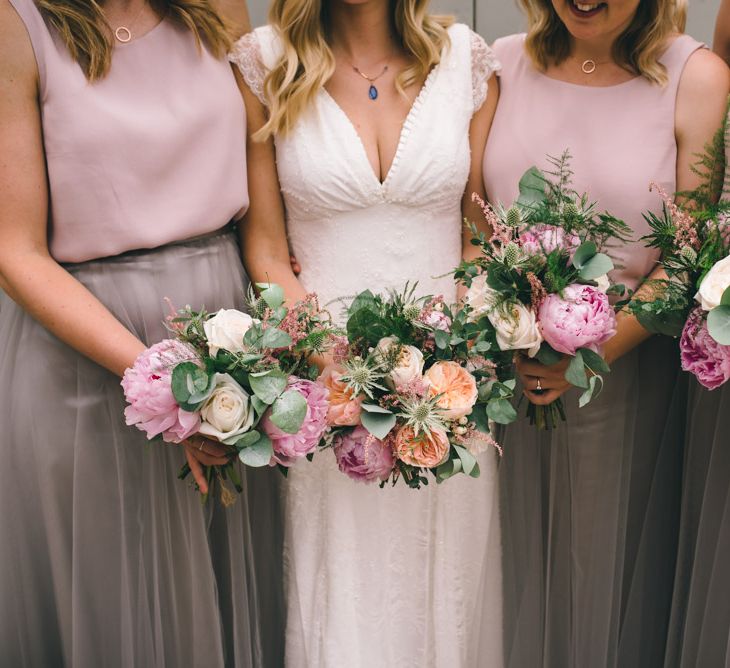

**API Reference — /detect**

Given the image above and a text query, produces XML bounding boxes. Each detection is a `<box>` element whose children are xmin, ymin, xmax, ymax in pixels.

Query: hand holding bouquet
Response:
<box><xmin>321</xmin><ymin>284</ymin><xmax>512</xmax><ymax>489</ymax></box>
<box><xmin>122</xmin><ymin>283</ymin><xmax>337</xmax><ymax>502</ymax></box>
<box><xmin>457</xmin><ymin>152</ymin><xmax>631</xmax><ymax>429</ymax></box>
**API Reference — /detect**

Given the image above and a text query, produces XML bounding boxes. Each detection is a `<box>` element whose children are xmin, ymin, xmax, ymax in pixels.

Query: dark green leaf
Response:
<box><xmin>468</xmin><ymin>404</ymin><xmax>490</xmax><ymax>434</ymax></box>
<box><xmin>536</xmin><ymin>343</ymin><xmax>563</xmax><ymax>366</ymax></box>
<box><xmin>579</xmin><ymin>347</ymin><xmax>610</xmax><ymax>375</ymax></box>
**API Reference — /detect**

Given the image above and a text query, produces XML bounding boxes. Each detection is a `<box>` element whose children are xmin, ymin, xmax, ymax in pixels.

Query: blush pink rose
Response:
<box><xmin>318</xmin><ymin>365</ymin><xmax>364</xmax><ymax>426</ymax></box>
<box><xmin>424</xmin><ymin>361</ymin><xmax>478</xmax><ymax>420</ymax></box>
<box><xmin>538</xmin><ymin>284</ymin><xmax>617</xmax><ymax>356</ymax></box>
<box><xmin>394</xmin><ymin>425</ymin><xmax>450</xmax><ymax>469</ymax></box>
<box><xmin>121</xmin><ymin>339</ymin><xmax>201</xmax><ymax>443</ymax></box>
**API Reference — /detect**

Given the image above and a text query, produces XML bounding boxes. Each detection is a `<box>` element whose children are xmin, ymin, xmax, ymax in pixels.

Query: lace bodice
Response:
<box><xmin>230</xmin><ymin>24</ymin><xmax>500</xmax><ymax>311</ymax></box>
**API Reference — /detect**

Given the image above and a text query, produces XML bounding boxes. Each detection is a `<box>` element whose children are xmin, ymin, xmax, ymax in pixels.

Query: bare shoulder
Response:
<box><xmin>679</xmin><ymin>47</ymin><xmax>730</xmax><ymax>95</ymax></box>
<box><xmin>0</xmin><ymin>0</ymin><xmax>39</xmax><ymax>94</ymax></box>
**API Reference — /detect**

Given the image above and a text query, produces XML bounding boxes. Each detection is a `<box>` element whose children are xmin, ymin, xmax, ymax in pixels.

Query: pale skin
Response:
<box><xmin>0</xmin><ymin>0</ymin><xmax>250</xmax><ymax>493</ymax></box>
<box><xmin>513</xmin><ymin>0</ymin><xmax>730</xmax><ymax>407</ymax></box>
<box><xmin>714</xmin><ymin>0</ymin><xmax>730</xmax><ymax>67</ymax></box>
<box><xmin>241</xmin><ymin>0</ymin><xmax>498</xmax><ymax>324</ymax></box>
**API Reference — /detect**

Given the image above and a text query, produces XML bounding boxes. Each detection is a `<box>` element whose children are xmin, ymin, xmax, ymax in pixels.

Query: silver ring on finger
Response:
<box><xmin>536</xmin><ymin>378</ymin><xmax>542</xmax><ymax>392</ymax></box>
<box><xmin>198</xmin><ymin>440</ymin><xmax>206</xmax><ymax>454</ymax></box>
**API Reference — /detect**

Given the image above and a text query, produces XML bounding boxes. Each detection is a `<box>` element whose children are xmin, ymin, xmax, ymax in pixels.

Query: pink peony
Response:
<box><xmin>538</xmin><ymin>284</ymin><xmax>617</xmax><ymax>355</ymax></box>
<box><xmin>262</xmin><ymin>378</ymin><xmax>329</xmax><ymax>466</ymax></box>
<box><xmin>121</xmin><ymin>339</ymin><xmax>201</xmax><ymax>443</ymax></box>
<box><xmin>333</xmin><ymin>426</ymin><xmax>395</xmax><ymax>483</ymax></box>
<box><xmin>518</xmin><ymin>225</ymin><xmax>580</xmax><ymax>257</ymax></box>
<box><xmin>318</xmin><ymin>365</ymin><xmax>364</xmax><ymax>426</ymax></box>
<box><xmin>680</xmin><ymin>307</ymin><xmax>730</xmax><ymax>390</ymax></box>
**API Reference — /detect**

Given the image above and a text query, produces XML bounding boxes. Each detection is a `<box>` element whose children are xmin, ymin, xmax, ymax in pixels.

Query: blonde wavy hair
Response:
<box><xmin>38</xmin><ymin>0</ymin><xmax>232</xmax><ymax>81</ymax></box>
<box><xmin>257</xmin><ymin>0</ymin><xmax>453</xmax><ymax>139</ymax></box>
<box><xmin>519</xmin><ymin>0</ymin><xmax>688</xmax><ymax>85</ymax></box>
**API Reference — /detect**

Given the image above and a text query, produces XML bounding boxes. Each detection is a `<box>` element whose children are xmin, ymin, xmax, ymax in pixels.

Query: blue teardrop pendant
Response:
<box><xmin>368</xmin><ymin>84</ymin><xmax>378</xmax><ymax>100</ymax></box>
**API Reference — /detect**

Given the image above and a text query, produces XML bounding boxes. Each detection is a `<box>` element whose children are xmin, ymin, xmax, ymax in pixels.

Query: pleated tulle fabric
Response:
<box><xmin>499</xmin><ymin>336</ymin><xmax>687</xmax><ymax>668</ymax></box>
<box><xmin>665</xmin><ymin>382</ymin><xmax>730</xmax><ymax>667</ymax></box>
<box><xmin>0</xmin><ymin>231</ymin><xmax>284</xmax><ymax>667</ymax></box>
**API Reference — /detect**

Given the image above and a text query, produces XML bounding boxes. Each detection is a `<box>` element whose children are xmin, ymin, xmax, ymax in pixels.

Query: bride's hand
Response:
<box><xmin>182</xmin><ymin>435</ymin><xmax>235</xmax><ymax>494</ymax></box>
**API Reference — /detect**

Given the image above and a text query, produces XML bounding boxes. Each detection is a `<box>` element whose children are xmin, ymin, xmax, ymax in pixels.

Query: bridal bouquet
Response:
<box><xmin>320</xmin><ymin>285</ymin><xmax>512</xmax><ymax>489</ymax></box>
<box><xmin>122</xmin><ymin>284</ymin><xmax>337</xmax><ymax>500</ymax></box>
<box><xmin>628</xmin><ymin>181</ymin><xmax>730</xmax><ymax>389</ymax></box>
<box><xmin>457</xmin><ymin>152</ymin><xmax>631</xmax><ymax>429</ymax></box>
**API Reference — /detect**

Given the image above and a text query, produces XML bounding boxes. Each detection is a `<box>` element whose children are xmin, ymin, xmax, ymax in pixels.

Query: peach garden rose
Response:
<box><xmin>394</xmin><ymin>425</ymin><xmax>450</xmax><ymax>468</ymax></box>
<box><xmin>318</xmin><ymin>365</ymin><xmax>364</xmax><ymax>426</ymax></box>
<box><xmin>424</xmin><ymin>360</ymin><xmax>478</xmax><ymax>420</ymax></box>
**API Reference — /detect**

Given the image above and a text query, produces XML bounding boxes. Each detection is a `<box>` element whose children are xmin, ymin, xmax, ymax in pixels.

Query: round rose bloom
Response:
<box><xmin>333</xmin><ymin>425</ymin><xmax>394</xmax><ymax>483</ymax></box>
<box><xmin>394</xmin><ymin>425</ymin><xmax>450</xmax><ymax>468</ymax></box>
<box><xmin>488</xmin><ymin>300</ymin><xmax>543</xmax><ymax>358</ymax></box>
<box><xmin>538</xmin><ymin>284</ymin><xmax>617</xmax><ymax>356</ymax></box>
<box><xmin>518</xmin><ymin>224</ymin><xmax>581</xmax><ymax>257</ymax></box>
<box><xmin>262</xmin><ymin>378</ymin><xmax>330</xmax><ymax>466</ymax></box>
<box><xmin>680</xmin><ymin>307</ymin><xmax>730</xmax><ymax>390</ymax></box>
<box><xmin>375</xmin><ymin>337</ymin><xmax>425</xmax><ymax>389</ymax></box>
<box><xmin>696</xmin><ymin>255</ymin><xmax>730</xmax><ymax>311</ymax></box>
<box><xmin>318</xmin><ymin>365</ymin><xmax>364</xmax><ymax>426</ymax></box>
<box><xmin>199</xmin><ymin>373</ymin><xmax>255</xmax><ymax>444</ymax></box>
<box><xmin>424</xmin><ymin>361</ymin><xmax>478</xmax><ymax>420</ymax></box>
<box><xmin>203</xmin><ymin>309</ymin><xmax>255</xmax><ymax>357</ymax></box>
<box><xmin>121</xmin><ymin>339</ymin><xmax>201</xmax><ymax>443</ymax></box>
<box><xmin>464</xmin><ymin>274</ymin><xmax>499</xmax><ymax>322</ymax></box>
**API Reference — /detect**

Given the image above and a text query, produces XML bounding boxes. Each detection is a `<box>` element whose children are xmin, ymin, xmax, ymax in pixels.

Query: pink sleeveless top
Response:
<box><xmin>484</xmin><ymin>33</ymin><xmax>703</xmax><ymax>291</ymax></box>
<box><xmin>8</xmin><ymin>0</ymin><xmax>248</xmax><ymax>263</ymax></box>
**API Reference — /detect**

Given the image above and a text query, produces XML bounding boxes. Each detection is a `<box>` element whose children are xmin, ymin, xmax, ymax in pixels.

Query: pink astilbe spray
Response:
<box><xmin>650</xmin><ymin>182</ymin><xmax>700</xmax><ymax>251</ymax></box>
<box><xmin>526</xmin><ymin>272</ymin><xmax>548</xmax><ymax>311</ymax></box>
<box><xmin>472</xmin><ymin>193</ymin><xmax>513</xmax><ymax>247</ymax></box>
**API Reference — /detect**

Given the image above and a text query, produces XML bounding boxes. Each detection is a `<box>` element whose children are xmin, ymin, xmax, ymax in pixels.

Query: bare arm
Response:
<box><xmin>462</xmin><ymin>73</ymin><xmax>500</xmax><ymax>265</ymax></box>
<box><xmin>236</xmin><ymin>70</ymin><xmax>308</xmax><ymax>304</ymax></box>
<box><xmin>0</xmin><ymin>1</ymin><xmax>145</xmax><ymax>378</ymax></box>
<box><xmin>714</xmin><ymin>0</ymin><xmax>730</xmax><ymax>67</ymax></box>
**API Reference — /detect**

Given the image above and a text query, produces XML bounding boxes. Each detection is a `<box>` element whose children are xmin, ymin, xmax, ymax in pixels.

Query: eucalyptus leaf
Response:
<box><xmin>635</xmin><ymin>309</ymin><xmax>685</xmax><ymax>337</ymax></box>
<box><xmin>486</xmin><ymin>398</ymin><xmax>517</xmax><ymax>424</ymax></box>
<box><xmin>515</xmin><ymin>166</ymin><xmax>546</xmax><ymax>208</ymax></box>
<box><xmin>469</xmin><ymin>404</ymin><xmax>490</xmax><ymax>434</ymax></box>
<box><xmin>722</xmin><ymin>286</ymin><xmax>730</xmax><ymax>307</ymax></box>
<box><xmin>436</xmin><ymin>458</ymin><xmax>460</xmax><ymax>481</ymax></box>
<box><xmin>361</xmin><ymin>403</ymin><xmax>393</xmax><ymax>414</ymax></box>
<box><xmin>256</xmin><ymin>283</ymin><xmax>285</xmax><ymax>310</ymax></box>
<box><xmin>707</xmin><ymin>305</ymin><xmax>730</xmax><ymax>345</ymax></box>
<box><xmin>171</xmin><ymin>363</ymin><xmax>210</xmax><ymax>410</ymax></box>
<box><xmin>249</xmin><ymin>370</ymin><xmax>288</xmax><ymax>404</ymax></box>
<box><xmin>360</xmin><ymin>410</ymin><xmax>397</xmax><ymax>440</ymax></box>
<box><xmin>565</xmin><ymin>351</ymin><xmax>589</xmax><ymax>389</ymax></box>
<box><xmin>572</xmin><ymin>241</ymin><xmax>597</xmax><ymax>269</ymax></box>
<box><xmin>238</xmin><ymin>433</ymin><xmax>273</xmax><ymax>468</ymax></box>
<box><xmin>260</xmin><ymin>327</ymin><xmax>293</xmax><ymax>350</ymax></box>
<box><xmin>251</xmin><ymin>395</ymin><xmax>268</xmax><ymax>417</ymax></box>
<box><xmin>234</xmin><ymin>430</ymin><xmax>261</xmax><ymax>449</ymax></box>
<box><xmin>578</xmin><ymin>253</ymin><xmax>614</xmax><ymax>281</ymax></box>
<box><xmin>434</xmin><ymin>329</ymin><xmax>450</xmax><ymax>350</ymax></box>
<box><xmin>453</xmin><ymin>444</ymin><xmax>478</xmax><ymax>477</ymax></box>
<box><xmin>579</xmin><ymin>375</ymin><xmax>603</xmax><ymax>408</ymax></box>
<box><xmin>270</xmin><ymin>389</ymin><xmax>308</xmax><ymax>434</ymax></box>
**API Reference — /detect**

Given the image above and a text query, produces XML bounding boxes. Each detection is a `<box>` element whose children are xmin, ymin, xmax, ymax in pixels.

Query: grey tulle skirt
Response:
<box><xmin>665</xmin><ymin>380</ymin><xmax>730</xmax><ymax>667</ymax></box>
<box><xmin>499</xmin><ymin>336</ymin><xmax>687</xmax><ymax>668</ymax></box>
<box><xmin>0</xmin><ymin>230</ymin><xmax>284</xmax><ymax>667</ymax></box>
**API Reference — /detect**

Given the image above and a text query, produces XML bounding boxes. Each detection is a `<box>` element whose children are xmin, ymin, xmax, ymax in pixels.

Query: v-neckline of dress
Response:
<box><xmin>321</xmin><ymin>63</ymin><xmax>441</xmax><ymax>189</ymax></box>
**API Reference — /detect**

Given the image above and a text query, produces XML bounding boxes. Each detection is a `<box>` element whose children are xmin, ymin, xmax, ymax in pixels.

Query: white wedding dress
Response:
<box><xmin>232</xmin><ymin>24</ymin><xmax>503</xmax><ymax>667</ymax></box>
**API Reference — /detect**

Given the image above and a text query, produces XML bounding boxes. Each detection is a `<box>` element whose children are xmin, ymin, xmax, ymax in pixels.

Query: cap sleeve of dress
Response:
<box><xmin>470</xmin><ymin>30</ymin><xmax>501</xmax><ymax>112</ymax></box>
<box><xmin>229</xmin><ymin>31</ymin><xmax>267</xmax><ymax>106</ymax></box>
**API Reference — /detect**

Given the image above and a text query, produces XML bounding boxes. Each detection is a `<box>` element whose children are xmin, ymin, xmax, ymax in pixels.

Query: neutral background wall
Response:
<box><xmin>248</xmin><ymin>0</ymin><xmax>721</xmax><ymax>46</ymax></box>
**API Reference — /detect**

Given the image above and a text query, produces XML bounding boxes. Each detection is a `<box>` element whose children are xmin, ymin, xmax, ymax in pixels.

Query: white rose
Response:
<box><xmin>696</xmin><ymin>255</ymin><xmax>730</xmax><ymax>311</ymax></box>
<box><xmin>204</xmin><ymin>309</ymin><xmax>255</xmax><ymax>357</ymax></box>
<box><xmin>375</xmin><ymin>337</ymin><xmax>425</xmax><ymax>389</ymax></box>
<box><xmin>464</xmin><ymin>274</ymin><xmax>500</xmax><ymax>322</ymax></box>
<box><xmin>198</xmin><ymin>374</ymin><xmax>255</xmax><ymax>444</ymax></box>
<box><xmin>488</xmin><ymin>301</ymin><xmax>543</xmax><ymax>358</ymax></box>
<box><xmin>595</xmin><ymin>274</ymin><xmax>611</xmax><ymax>293</ymax></box>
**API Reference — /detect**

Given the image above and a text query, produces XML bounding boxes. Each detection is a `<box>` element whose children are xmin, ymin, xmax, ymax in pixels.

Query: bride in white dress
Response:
<box><xmin>231</xmin><ymin>1</ymin><xmax>502</xmax><ymax>664</ymax></box>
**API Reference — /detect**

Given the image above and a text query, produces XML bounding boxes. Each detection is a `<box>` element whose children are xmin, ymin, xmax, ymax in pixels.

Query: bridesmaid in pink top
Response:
<box><xmin>482</xmin><ymin>1</ymin><xmax>729</xmax><ymax>666</ymax></box>
<box><xmin>0</xmin><ymin>0</ymin><xmax>281</xmax><ymax>665</ymax></box>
